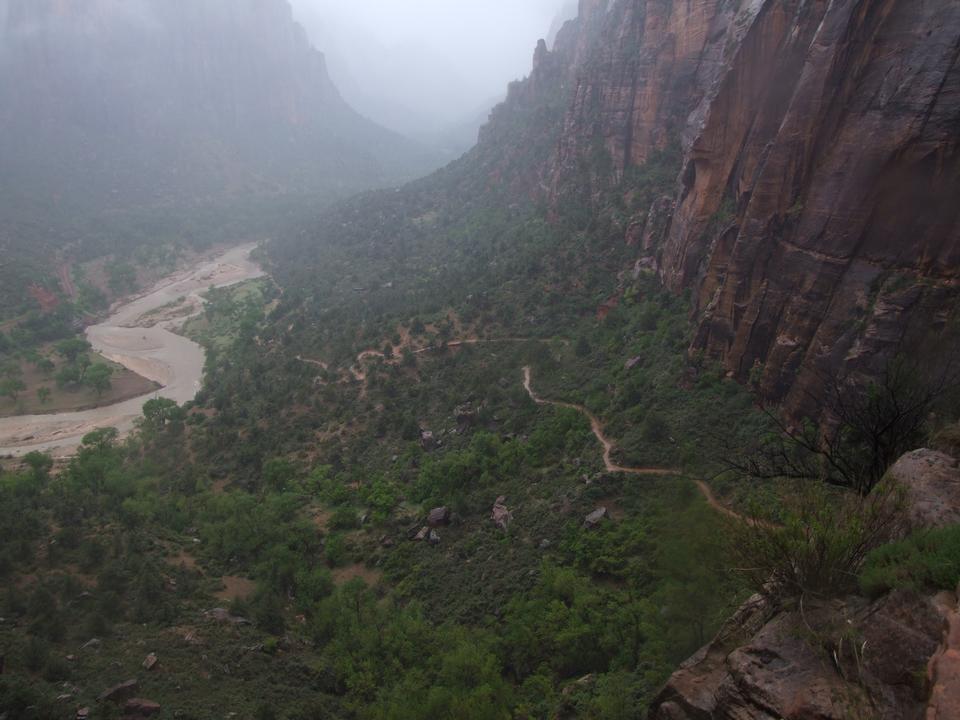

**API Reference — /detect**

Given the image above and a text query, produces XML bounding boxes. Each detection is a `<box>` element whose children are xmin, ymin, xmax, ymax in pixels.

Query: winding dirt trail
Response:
<box><xmin>522</xmin><ymin>366</ymin><xmax>679</xmax><ymax>477</ymax></box>
<box><xmin>522</xmin><ymin>365</ymin><xmax>768</xmax><ymax>526</ymax></box>
<box><xmin>297</xmin><ymin>339</ymin><xmax>762</xmax><ymax>525</ymax></box>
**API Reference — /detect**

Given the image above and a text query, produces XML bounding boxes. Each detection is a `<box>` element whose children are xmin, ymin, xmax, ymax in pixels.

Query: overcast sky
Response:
<box><xmin>287</xmin><ymin>0</ymin><xmax>576</xmax><ymax>150</ymax></box>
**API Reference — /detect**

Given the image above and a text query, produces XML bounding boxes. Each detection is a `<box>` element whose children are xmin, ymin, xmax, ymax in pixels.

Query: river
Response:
<box><xmin>0</xmin><ymin>243</ymin><xmax>264</xmax><ymax>458</ymax></box>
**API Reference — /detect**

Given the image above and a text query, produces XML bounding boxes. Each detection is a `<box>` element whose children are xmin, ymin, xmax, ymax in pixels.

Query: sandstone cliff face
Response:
<box><xmin>542</xmin><ymin>0</ymin><xmax>960</xmax><ymax>413</ymax></box>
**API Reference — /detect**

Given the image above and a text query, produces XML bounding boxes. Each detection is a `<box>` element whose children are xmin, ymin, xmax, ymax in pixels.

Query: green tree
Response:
<box><xmin>22</xmin><ymin>452</ymin><xmax>53</xmax><ymax>482</ymax></box>
<box><xmin>85</xmin><ymin>363</ymin><xmax>113</xmax><ymax>397</ymax></box>
<box><xmin>36</xmin><ymin>386</ymin><xmax>52</xmax><ymax>404</ymax></box>
<box><xmin>55</xmin><ymin>338</ymin><xmax>91</xmax><ymax>363</ymax></box>
<box><xmin>142</xmin><ymin>397</ymin><xmax>185</xmax><ymax>433</ymax></box>
<box><xmin>35</xmin><ymin>357</ymin><xmax>55</xmax><ymax>377</ymax></box>
<box><xmin>0</xmin><ymin>377</ymin><xmax>25</xmax><ymax>401</ymax></box>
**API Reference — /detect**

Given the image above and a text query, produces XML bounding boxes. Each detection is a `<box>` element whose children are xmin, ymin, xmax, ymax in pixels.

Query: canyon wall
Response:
<box><xmin>542</xmin><ymin>0</ymin><xmax>960</xmax><ymax>413</ymax></box>
<box><xmin>0</xmin><ymin>0</ymin><xmax>434</xmax><ymax>210</ymax></box>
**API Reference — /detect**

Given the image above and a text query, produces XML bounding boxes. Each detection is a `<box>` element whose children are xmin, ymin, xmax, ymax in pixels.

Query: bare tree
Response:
<box><xmin>725</xmin><ymin>356</ymin><xmax>957</xmax><ymax>495</ymax></box>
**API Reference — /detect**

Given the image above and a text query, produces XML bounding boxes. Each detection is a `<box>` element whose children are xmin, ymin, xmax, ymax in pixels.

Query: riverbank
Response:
<box><xmin>0</xmin><ymin>243</ymin><xmax>264</xmax><ymax>458</ymax></box>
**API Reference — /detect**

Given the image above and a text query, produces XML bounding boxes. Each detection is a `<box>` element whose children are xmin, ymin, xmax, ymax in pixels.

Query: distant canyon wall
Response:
<box><xmin>511</xmin><ymin>0</ymin><xmax>960</xmax><ymax>413</ymax></box>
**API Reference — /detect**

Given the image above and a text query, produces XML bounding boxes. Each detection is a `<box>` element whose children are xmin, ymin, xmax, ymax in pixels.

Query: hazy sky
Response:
<box><xmin>287</xmin><ymin>0</ymin><xmax>575</xmax><ymax>149</ymax></box>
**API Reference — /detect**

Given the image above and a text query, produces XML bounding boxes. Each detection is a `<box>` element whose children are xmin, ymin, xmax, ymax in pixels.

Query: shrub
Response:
<box><xmin>328</xmin><ymin>506</ymin><xmax>359</xmax><ymax>531</ymax></box>
<box><xmin>729</xmin><ymin>480</ymin><xmax>905</xmax><ymax>600</ymax></box>
<box><xmin>860</xmin><ymin>524</ymin><xmax>960</xmax><ymax>598</ymax></box>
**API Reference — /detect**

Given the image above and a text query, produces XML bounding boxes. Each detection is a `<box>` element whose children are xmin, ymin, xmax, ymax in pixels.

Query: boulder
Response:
<box><xmin>142</xmin><ymin>653</ymin><xmax>158</xmax><ymax>671</ymax></box>
<box><xmin>583</xmin><ymin>507</ymin><xmax>608</xmax><ymax>529</ymax></box>
<box><xmin>76</xmin><ymin>710</ymin><xmax>90</xmax><ymax>720</ymax></box>
<box><xmin>420</xmin><ymin>430</ymin><xmax>436</xmax><ymax>451</ymax></box>
<box><xmin>122</xmin><ymin>698</ymin><xmax>161</xmax><ymax>718</ymax></box>
<box><xmin>413</xmin><ymin>526</ymin><xmax>430</xmax><ymax>542</ymax></box>
<box><xmin>428</xmin><ymin>529</ymin><xmax>441</xmax><ymax>545</ymax></box>
<box><xmin>491</xmin><ymin>496</ymin><xmax>512</xmax><ymax>532</ymax></box>
<box><xmin>98</xmin><ymin>679</ymin><xmax>138</xmax><ymax>703</ymax></box>
<box><xmin>427</xmin><ymin>506</ymin><xmax>451</xmax><ymax>527</ymax></box>
<box><xmin>885</xmin><ymin>449</ymin><xmax>960</xmax><ymax>531</ymax></box>
<box><xmin>649</xmin><ymin>591</ymin><xmax>945</xmax><ymax>719</ymax></box>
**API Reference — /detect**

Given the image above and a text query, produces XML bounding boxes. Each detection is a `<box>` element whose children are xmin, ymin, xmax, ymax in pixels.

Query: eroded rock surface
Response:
<box><xmin>541</xmin><ymin>0</ymin><xmax>960</xmax><ymax>413</ymax></box>
<box><xmin>886</xmin><ymin>449</ymin><xmax>960</xmax><ymax>531</ymax></box>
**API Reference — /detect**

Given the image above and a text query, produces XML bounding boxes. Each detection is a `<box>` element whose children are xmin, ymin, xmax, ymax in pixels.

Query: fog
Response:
<box><xmin>288</xmin><ymin>0</ymin><xmax>577</xmax><ymax>153</ymax></box>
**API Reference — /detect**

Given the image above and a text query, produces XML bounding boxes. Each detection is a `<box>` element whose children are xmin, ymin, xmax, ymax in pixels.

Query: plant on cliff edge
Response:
<box><xmin>727</xmin><ymin>480</ymin><xmax>906</xmax><ymax>600</ymax></box>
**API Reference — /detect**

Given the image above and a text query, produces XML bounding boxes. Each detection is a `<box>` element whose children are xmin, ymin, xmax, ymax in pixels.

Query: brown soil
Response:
<box><xmin>331</xmin><ymin>564</ymin><xmax>383</xmax><ymax>587</ymax></box>
<box><xmin>167</xmin><ymin>550</ymin><xmax>200</xmax><ymax>572</ymax></box>
<box><xmin>214</xmin><ymin>576</ymin><xmax>257</xmax><ymax>601</ymax></box>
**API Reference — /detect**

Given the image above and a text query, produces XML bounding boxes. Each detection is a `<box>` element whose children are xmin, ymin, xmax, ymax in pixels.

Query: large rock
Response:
<box><xmin>97</xmin><ymin>679</ymin><xmax>138</xmax><ymax>703</ymax></box>
<box><xmin>650</xmin><ymin>591</ymin><xmax>944</xmax><ymax>719</ymax></box>
<box><xmin>427</xmin><ymin>507</ymin><xmax>451</xmax><ymax>527</ymax></box>
<box><xmin>204</xmin><ymin>608</ymin><xmax>250</xmax><ymax>626</ymax></box>
<box><xmin>122</xmin><ymin>698</ymin><xmax>161</xmax><ymax>718</ymax></box>
<box><xmin>885</xmin><ymin>449</ymin><xmax>960</xmax><ymax>531</ymax></box>
<box><xmin>491</xmin><ymin>496</ymin><xmax>512</xmax><ymax>532</ymax></box>
<box><xmin>583</xmin><ymin>507</ymin><xmax>608</xmax><ymax>529</ymax></box>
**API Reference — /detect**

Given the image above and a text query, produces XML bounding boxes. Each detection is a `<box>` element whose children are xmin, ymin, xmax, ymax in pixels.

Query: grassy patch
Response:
<box><xmin>860</xmin><ymin>524</ymin><xmax>960</xmax><ymax>598</ymax></box>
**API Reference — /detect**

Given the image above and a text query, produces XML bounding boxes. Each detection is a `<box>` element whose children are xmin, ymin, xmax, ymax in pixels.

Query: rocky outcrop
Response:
<box><xmin>651</xmin><ymin>590</ymin><xmax>945</xmax><ymax>720</ymax></box>
<box><xmin>886</xmin><ymin>449</ymin><xmax>960</xmax><ymax>531</ymax></box>
<box><xmin>650</xmin><ymin>444</ymin><xmax>960</xmax><ymax>719</ymax></box>
<box><xmin>539</xmin><ymin>0</ymin><xmax>960</xmax><ymax>412</ymax></box>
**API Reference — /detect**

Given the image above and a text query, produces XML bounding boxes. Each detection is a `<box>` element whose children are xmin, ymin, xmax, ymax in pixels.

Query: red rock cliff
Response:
<box><xmin>542</xmin><ymin>0</ymin><xmax>960</xmax><ymax>413</ymax></box>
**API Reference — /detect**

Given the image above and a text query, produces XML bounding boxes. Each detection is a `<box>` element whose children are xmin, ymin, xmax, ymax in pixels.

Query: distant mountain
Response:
<box><xmin>0</xmin><ymin>0</ymin><xmax>438</xmax><ymax>215</ymax></box>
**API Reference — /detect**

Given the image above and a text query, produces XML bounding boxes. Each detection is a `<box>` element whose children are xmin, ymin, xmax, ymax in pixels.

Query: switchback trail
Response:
<box><xmin>522</xmin><ymin>366</ymin><xmax>678</xmax><ymax>477</ymax></box>
<box><xmin>522</xmin><ymin>366</ymin><xmax>769</xmax><ymax>526</ymax></box>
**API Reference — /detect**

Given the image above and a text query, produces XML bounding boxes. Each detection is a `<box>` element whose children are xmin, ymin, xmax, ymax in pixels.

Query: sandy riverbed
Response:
<box><xmin>0</xmin><ymin>244</ymin><xmax>264</xmax><ymax>458</ymax></box>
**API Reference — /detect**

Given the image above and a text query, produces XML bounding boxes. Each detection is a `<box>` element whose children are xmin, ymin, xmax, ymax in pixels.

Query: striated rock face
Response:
<box><xmin>540</xmin><ymin>0</ymin><xmax>960</xmax><ymax>412</ymax></box>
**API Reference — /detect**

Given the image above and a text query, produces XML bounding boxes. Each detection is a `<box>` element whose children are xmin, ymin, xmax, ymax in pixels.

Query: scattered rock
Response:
<box><xmin>413</xmin><ymin>526</ymin><xmax>430</xmax><ymax>542</ymax></box>
<box><xmin>539</xmin><ymin>539</ymin><xmax>551</xmax><ymax>550</ymax></box>
<box><xmin>455</xmin><ymin>404</ymin><xmax>478</xmax><ymax>425</ymax></box>
<box><xmin>491</xmin><ymin>496</ymin><xmax>513</xmax><ymax>532</ymax></box>
<box><xmin>428</xmin><ymin>529</ymin><xmax>441</xmax><ymax>545</ymax></box>
<box><xmin>625</xmin><ymin>356</ymin><xmax>643</xmax><ymax>370</ymax></box>
<box><xmin>204</xmin><ymin>608</ymin><xmax>250</xmax><ymax>625</ymax></box>
<box><xmin>123</xmin><ymin>698</ymin><xmax>161</xmax><ymax>717</ymax></box>
<box><xmin>379</xmin><ymin>535</ymin><xmax>395</xmax><ymax>548</ymax></box>
<box><xmin>428</xmin><ymin>506</ymin><xmax>451</xmax><ymax>527</ymax></box>
<box><xmin>76</xmin><ymin>709</ymin><xmax>90</xmax><ymax>720</ymax></box>
<box><xmin>98</xmin><ymin>679</ymin><xmax>138</xmax><ymax>703</ymax></box>
<box><xmin>81</xmin><ymin>638</ymin><xmax>101</xmax><ymax>650</ymax></box>
<box><xmin>420</xmin><ymin>430</ymin><xmax>436</xmax><ymax>451</ymax></box>
<box><xmin>583</xmin><ymin>507</ymin><xmax>608</xmax><ymax>529</ymax></box>
<box><xmin>142</xmin><ymin>653</ymin><xmax>158</xmax><ymax>671</ymax></box>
